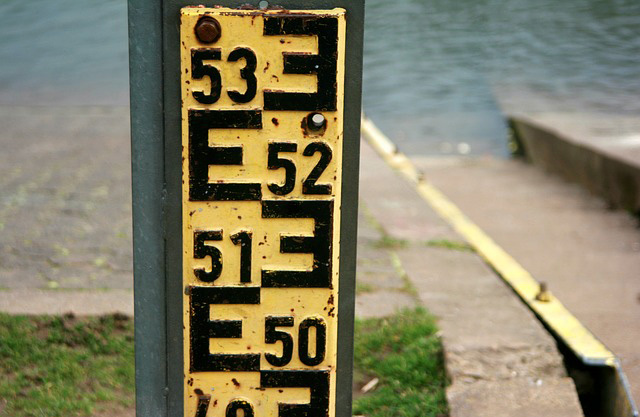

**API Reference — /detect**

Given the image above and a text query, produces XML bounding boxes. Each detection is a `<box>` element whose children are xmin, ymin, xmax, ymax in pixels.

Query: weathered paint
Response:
<box><xmin>181</xmin><ymin>8</ymin><xmax>346</xmax><ymax>416</ymax></box>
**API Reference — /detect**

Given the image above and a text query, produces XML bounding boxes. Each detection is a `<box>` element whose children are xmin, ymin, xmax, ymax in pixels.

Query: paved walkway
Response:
<box><xmin>0</xmin><ymin>107</ymin><xmax>583</xmax><ymax>416</ymax></box>
<box><xmin>415</xmin><ymin>154</ymin><xmax>640</xmax><ymax>405</ymax></box>
<box><xmin>358</xmin><ymin>142</ymin><xmax>582</xmax><ymax>417</ymax></box>
<box><xmin>0</xmin><ymin>107</ymin><xmax>133</xmax><ymax>313</ymax></box>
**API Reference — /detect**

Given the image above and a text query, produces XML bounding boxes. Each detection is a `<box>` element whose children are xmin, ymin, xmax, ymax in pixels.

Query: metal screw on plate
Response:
<box><xmin>535</xmin><ymin>282</ymin><xmax>551</xmax><ymax>302</ymax></box>
<box><xmin>195</xmin><ymin>17</ymin><xmax>221</xmax><ymax>44</ymax></box>
<box><xmin>307</xmin><ymin>113</ymin><xmax>327</xmax><ymax>132</ymax></box>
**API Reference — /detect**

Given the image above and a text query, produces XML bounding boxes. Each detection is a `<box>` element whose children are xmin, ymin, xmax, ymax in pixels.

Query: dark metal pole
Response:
<box><xmin>128</xmin><ymin>0</ymin><xmax>168</xmax><ymax>415</ymax></box>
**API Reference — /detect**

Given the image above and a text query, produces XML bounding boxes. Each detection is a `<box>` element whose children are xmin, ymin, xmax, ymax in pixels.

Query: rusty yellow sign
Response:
<box><xmin>180</xmin><ymin>7</ymin><xmax>346</xmax><ymax>417</ymax></box>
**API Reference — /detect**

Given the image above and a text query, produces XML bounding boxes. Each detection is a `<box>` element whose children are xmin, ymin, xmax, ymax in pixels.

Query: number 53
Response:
<box><xmin>191</xmin><ymin>47</ymin><xmax>257</xmax><ymax>104</ymax></box>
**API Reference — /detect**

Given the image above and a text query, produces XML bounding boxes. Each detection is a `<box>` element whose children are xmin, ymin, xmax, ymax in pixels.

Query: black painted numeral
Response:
<box><xmin>226</xmin><ymin>399</ymin><xmax>255</xmax><ymax>417</ymax></box>
<box><xmin>193</xmin><ymin>229</ymin><xmax>252</xmax><ymax>283</ymax></box>
<box><xmin>268</xmin><ymin>142</ymin><xmax>297</xmax><ymax>195</ymax></box>
<box><xmin>302</xmin><ymin>142</ymin><xmax>333</xmax><ymax>195</ymax></box>
<box><xmin>227</xmin><ymin>48</ymin><xmax>257</xmax><ymax>103</ymax></box>
<box><xmin>299</xmin><ymin>317</ymin><xmax>327</xmax><ymax>366</ymax></box>
<box><xmin>230</xmin><ymin>230</ymin><xmax>252</xmax><ymax>283</ymax></box>
<box><xmin>265</xmin><ymin>316</ymin><xmax>294</xmax><ymax>366</ymax></box>
<box><xmin>266</xmin><ymin>142</ymin><xmax>333</xmax><ymax>196</ymax></box>
<box><xmin>194</xmin><ymin>391</ymin><xmax>211</xmax><ymax>417</ymax></box>
<box><xmin>191</xmin><ymin>49</ymin><xmax>222</xmax><ymax>104</ymax></box>
<box><xmin>265</xmin><ymin>316</ymin><xmax>327</xmax><ymax>367</ymax></box>
<box><xmin>193</xmin><ymin>230</ymin><xmax>223</xmax><ymax>282</ymax></box>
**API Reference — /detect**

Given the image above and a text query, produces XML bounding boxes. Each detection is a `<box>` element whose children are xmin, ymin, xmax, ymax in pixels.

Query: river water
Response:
<box><xmin>1</xmin><ymin>0</ymin><xmax>638</xmax><ymax>156</ymax></box>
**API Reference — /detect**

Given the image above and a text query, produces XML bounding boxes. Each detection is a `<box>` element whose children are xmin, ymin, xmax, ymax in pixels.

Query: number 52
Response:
<box><xmin>268</xmin><ymin>141</ymin><xmax>333</xmax><ymax>196</ymax></box>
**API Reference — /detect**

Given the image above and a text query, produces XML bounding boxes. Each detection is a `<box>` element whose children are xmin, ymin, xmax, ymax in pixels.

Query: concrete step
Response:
<box><xmin>414</xmin><ymin>154</ymin><xmax>640</xmax><ymax>407</ymax></box>
<box><xmin>360</xmin><ymin>141</ymin><xmax>584</xmax><ymax>417</ymax></box>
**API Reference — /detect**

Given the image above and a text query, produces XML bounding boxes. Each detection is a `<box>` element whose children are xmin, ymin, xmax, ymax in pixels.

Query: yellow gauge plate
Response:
<box><xmin>180</xmin><ymin>7</ymin><xmax>346</xmax><ymax>417</ymax></box>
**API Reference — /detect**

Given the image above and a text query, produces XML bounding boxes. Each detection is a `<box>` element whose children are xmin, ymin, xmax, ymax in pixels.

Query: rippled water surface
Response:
<box><xmin>1</xmin><ymin>0</ymin><xmax>638</xmax><ymax>155</ymax></box>
<box><xmin>0</xmin><ymin>0</ymin><xmax>129</xmax><ymax>106</ymax></box>
<box><xmin>363</xmin><ymin>0</ymin><xmax>640</xmax><ymax>155</ymax></box>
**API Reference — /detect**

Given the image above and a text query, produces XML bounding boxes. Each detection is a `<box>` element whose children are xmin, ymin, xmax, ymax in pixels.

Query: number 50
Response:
<box><xmin>265</xmin><ymin>316</ymin><xmax>327</xmax><ymax>367</ymax></box>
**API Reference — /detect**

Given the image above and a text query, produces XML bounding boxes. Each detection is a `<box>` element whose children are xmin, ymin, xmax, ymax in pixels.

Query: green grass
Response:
<box><xmin>372</xmin><ymin>235</ymin><xmax>409</xmax><ymax>250</ymax></box>
<box><xmin>356</xmin><ymin>281</ymin><xmax>377</xmax><ymax>294</ymax></box>
<box><xmin>353</xmin><ymin>308</ymin><xmax>449</xmax><ymax>417</ymax></box>
<box><xmin>424</xmin><ymin>239</ymin><xmax>473</xmax><ymax>252</ymax></box>
<box><xmin>0</xmin><ymin>309</ymin><xmax>449</xmax><ymax>417</ymax></box>
<box><xmin>361</xmin><ymin>202</ymin><xmax>408</xmax><ymax>251</ymax></box>
<box><xmin>0</xmin><ymin>313</ymin><xmax>135</xmax><ymax>417</ymax></box>
<box><xmin>388</xmin><ymin>252</ymin><xmax>419</xmax><ymax>298</ymax></box>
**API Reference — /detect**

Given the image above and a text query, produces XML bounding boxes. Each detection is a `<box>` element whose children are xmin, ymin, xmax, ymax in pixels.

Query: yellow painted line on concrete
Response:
<box><xmin>361</xmin><ymin>114</ymin><xmax>616</xmax><ymax>366</ymax></box>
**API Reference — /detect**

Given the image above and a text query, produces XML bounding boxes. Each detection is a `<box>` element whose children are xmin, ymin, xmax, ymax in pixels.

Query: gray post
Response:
<box><xmin>128</xmin><ymin>0</ymin><xmax>167</xmax><ymax>415</ymax></box>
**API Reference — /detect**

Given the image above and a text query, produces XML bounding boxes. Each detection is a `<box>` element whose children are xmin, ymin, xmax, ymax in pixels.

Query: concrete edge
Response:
<box><xmin>361</xmin><ymin>114</ymin><xmax>639</xmax><ymax>417</ymax></box>
<box><xmin>0</xmin><ymin>289</ymin><xmax>134</xmax><ymax>316</ymax></box>
<box><xmin>508</xmin><ymin>116</ymin><xmax>640</xmax><ymax>214</ymax></box>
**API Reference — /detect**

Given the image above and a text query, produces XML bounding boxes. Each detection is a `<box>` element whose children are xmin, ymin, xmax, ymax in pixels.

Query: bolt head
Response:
<box><xmin>195</xmin><ymin>17</ymin><xmax>221</xmax><ymax>44</ymax></box>
<box><xmin>306</xmin><ymin>112</ymin><xmax>327</xmax><ymax>133</ymax></box>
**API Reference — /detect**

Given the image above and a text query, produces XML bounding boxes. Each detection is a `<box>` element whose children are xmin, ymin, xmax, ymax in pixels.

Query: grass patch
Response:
<box><xmin>0</xmin><ymin>313</ymin><xmax>134</xmax><ymax>417</ymax></box>
<box><xmin>372</xmin><ymin>235</ymin><xmax>409</xmax><ymax>250</ymax></box>
<box><xmin>361</xmin><ymin>202</ymin><xmax>409</xmax><ymax>250</ymax></box>
<box><xmin>353</xmin><ymin>307</ymin><xmax>449</xmax><ymax>417</ymax></box>
<box><xmin>390</xmin><ymin>252</ymin><xmax>419</xmax><ymax>298</ymax></box>
<box><xmin>356</xmin><ymin>281</ymin><xmax>377</xmax><ymax>295</ymax></box>
<box><xmin>424</xmin><ymin>239</ymin><xmax>473</xmax><ymax>252</ymax></box>
<box><xmin>0</xmin><ymin>309</ymin><xmax>448</xmax><ymax>416</ymax></box>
